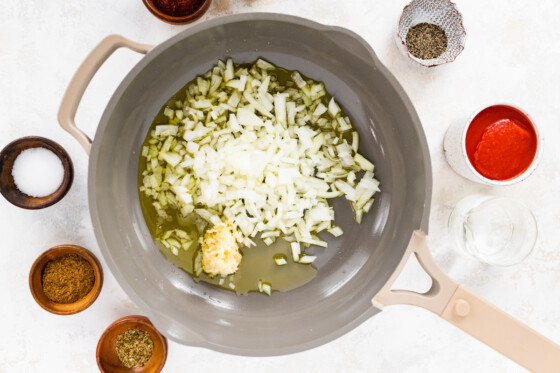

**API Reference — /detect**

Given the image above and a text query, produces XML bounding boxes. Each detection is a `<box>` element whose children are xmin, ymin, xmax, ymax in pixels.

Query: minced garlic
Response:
<box><xmin>201</xmin><ymin>220</ymin><xmax>243</xmax><ymax>276</ymax></box>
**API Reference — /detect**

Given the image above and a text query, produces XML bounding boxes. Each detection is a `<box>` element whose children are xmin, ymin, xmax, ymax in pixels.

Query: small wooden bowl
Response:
<box><xmin>29</xmin><ymin>245</ymin><xmax>103</xmax><ymax>315</ymax></box>
<box><xmin>97</xmin><ymin>315</ymin><xmax>168</xmax><ymax>373</ymax></box>
<box><xmin>142</xmin><ymin>0</ymin><xmax>211</xmax><ymax>25</ymax></box>
<box><xmin>0</xmin><ymin>136</ymin><xmax>74</xmax><ymax>209</ymax></box>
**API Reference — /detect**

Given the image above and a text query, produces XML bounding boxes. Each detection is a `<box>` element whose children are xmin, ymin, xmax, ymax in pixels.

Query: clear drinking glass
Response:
<box><xmin>448</xmin><ymin>195</ymin><xmax>537</xmax><ymax>266</ymax></box>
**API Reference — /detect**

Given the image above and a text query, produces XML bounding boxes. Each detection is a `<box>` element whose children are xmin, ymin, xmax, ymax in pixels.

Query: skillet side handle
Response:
<box><xmin>57</xmin><ymin>35</ymin><xmax>152</xmax><ymax>155</ymax></box>
<box><xmin>441</xmin><ymin>286</ymin><xmax>560</xmax><ymax>373</ymax></box>
<box><xmin>372</xmin><ymin>230</ymin><xmax>459</xmax><ymax>314</ymax></box>
<box><xmin>373</xmin><ymin>230</ymin><xmax>560</xmax><ymax>372</ymax></box>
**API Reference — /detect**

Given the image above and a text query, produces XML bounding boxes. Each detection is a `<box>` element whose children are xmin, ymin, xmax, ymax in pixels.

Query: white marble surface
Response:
<box><xmin>2</xmin><ymin>0</ymin><xmax>560</xmax><ymax>371</ymax></box>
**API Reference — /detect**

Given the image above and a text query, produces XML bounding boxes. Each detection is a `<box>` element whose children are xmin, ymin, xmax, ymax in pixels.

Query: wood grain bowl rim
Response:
<box><xmin>141</xmin><ymin>0</ymin><xmax>212</xmax><ymax>25</ymax></box>
<box><xmin>0</xmin><ymin>136</ymin><xmax>74</xmax><ymax>209</ymax></box>
<box><xmin>28</xmin><ymin>244</ymin><xmax>103</xmax><ymax>315</ymax></box>
<box><xmin>96</xmin><ymin>315</ymin><xmax>168</xmax><ymax>373</ymax></box>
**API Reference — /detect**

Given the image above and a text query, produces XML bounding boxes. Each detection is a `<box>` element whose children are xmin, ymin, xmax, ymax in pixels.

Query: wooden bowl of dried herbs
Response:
<box><xmin>29</xmin><ymin>244</ymin><xmax>103</xmax><ymax>315</ymax></box>
<box><xmin>97</xmin><ymin>315</ymin><xmax>168</xmax><ymax>373</ymax></box>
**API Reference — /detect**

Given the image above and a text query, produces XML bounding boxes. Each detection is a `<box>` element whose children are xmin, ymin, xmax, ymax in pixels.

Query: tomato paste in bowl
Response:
<box><xmin>465</xmin><ymin>105</ymin><xmax>538</xmax><ymax>181</ymax></box>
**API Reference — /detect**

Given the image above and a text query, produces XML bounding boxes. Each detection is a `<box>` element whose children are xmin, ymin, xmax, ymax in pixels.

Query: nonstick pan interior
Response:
<box><xmin>88</xmin><ymin>14</ymin><xmax>431</xmax><ymax>355</ymax></box>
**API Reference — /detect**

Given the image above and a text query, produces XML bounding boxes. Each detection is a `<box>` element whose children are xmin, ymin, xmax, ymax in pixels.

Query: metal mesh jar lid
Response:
<box><xmin>397</xmin><ymin>0</ymin><xmax>467</xmax><ymax>67</ymax></box>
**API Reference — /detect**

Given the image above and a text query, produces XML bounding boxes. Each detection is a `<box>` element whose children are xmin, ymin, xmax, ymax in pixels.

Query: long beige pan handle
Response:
<box><xmin>57</xmin><ymin>35</ymin><xmax>152</xmax><ymax>155</ymax></box>
<box><xmin>373</xmin><ymin>230</ymin><xmax>560</xmax><ymax>373</ymax></box>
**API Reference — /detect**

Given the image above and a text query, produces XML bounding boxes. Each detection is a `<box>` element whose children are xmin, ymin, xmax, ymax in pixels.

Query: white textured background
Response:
<box><xmin>1</xmin><ymin>0</ymin><xmax>560</xmax><ymax>372</ymax></box>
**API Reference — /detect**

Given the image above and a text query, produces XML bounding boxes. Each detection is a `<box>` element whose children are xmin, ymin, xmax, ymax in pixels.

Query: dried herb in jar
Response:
<box><xmin>41</xmin><ymin>254</ymin><xmax>95</xmax><ymax>303</ymax></box>
<box><xmin>406</xmin><ymin>23</ymin><xmax>448</xmax><ymax>60</ymax></box>
<box><xmin>116</xmin><ymin>329</ymin><xmax>154</xmax><ymax>369</ymax></box>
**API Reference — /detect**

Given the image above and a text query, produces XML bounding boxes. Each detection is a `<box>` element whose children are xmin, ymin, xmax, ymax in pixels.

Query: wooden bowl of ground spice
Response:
<box><xmin>97</xmin><ymin>315</ymin><xmax>168</xmax><ymax>373</ymax></box>
<box><xmin>142</xmin><ymin>0</ymin><xmax>211</xmax><ymax>25</ymax></box>
<box><xmin>29</xmin><ymin>245</ymin><xmax>103</xmax><ymax>315</ymax></box>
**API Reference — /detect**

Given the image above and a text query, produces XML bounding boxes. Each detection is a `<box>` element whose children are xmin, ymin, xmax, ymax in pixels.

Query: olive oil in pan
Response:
<box><xmin>138</xmin><ymin>63</ymin><xmax>350</xmax><ymax>294</ymax></box>
<box><xmin>139</xmin><ymin>194</ymin><xmax>317</xmax><ymax>294</ymax></box>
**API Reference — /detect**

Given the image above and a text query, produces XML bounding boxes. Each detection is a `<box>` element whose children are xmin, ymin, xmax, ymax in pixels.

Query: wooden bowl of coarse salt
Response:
<box><xmin>0</xmin><ymin>136</ymin><xmax>73</xmax><ymax>209</ymax></box>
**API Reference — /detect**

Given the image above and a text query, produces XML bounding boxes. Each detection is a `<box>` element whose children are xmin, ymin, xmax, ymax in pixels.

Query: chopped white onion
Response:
<box><xmin>262</xmin><ymin>283</ymin><xmax>272</xmax><ymax>295</ymax></box>
<box><xmin>291</xmin><ymin>242</ymin><xmax>301</xmax><ymax>261</ymax></box>
<box><xmin>140</xmin><ymin>59</ymin><xmax>380</xmax><ymax>264</ymax></box>
<box><xmin>327</xmin><ymin>226</ymin><xmax>344</xmax><ymax>237</ymax></box>
<box><xmin>298</xmin><ymin>255</ymin><xmax>316</xmax><ymax>264</ymax></box>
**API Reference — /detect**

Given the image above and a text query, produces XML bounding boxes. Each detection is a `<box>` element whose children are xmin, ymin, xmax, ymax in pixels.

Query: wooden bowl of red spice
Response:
<box><xmin>142</xmin><ymin>0</ymin><xmax>211</xmax><ymax>25</ymax></box>
<box><xmin>97</xmin><ymin>315</ymin><xmax>168</xmax><ymax>373</ymax></box>
<box><xmin>29</xmin><ymin>244</ymin><xmax>103</xmax><ymax>315</ymax></box>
